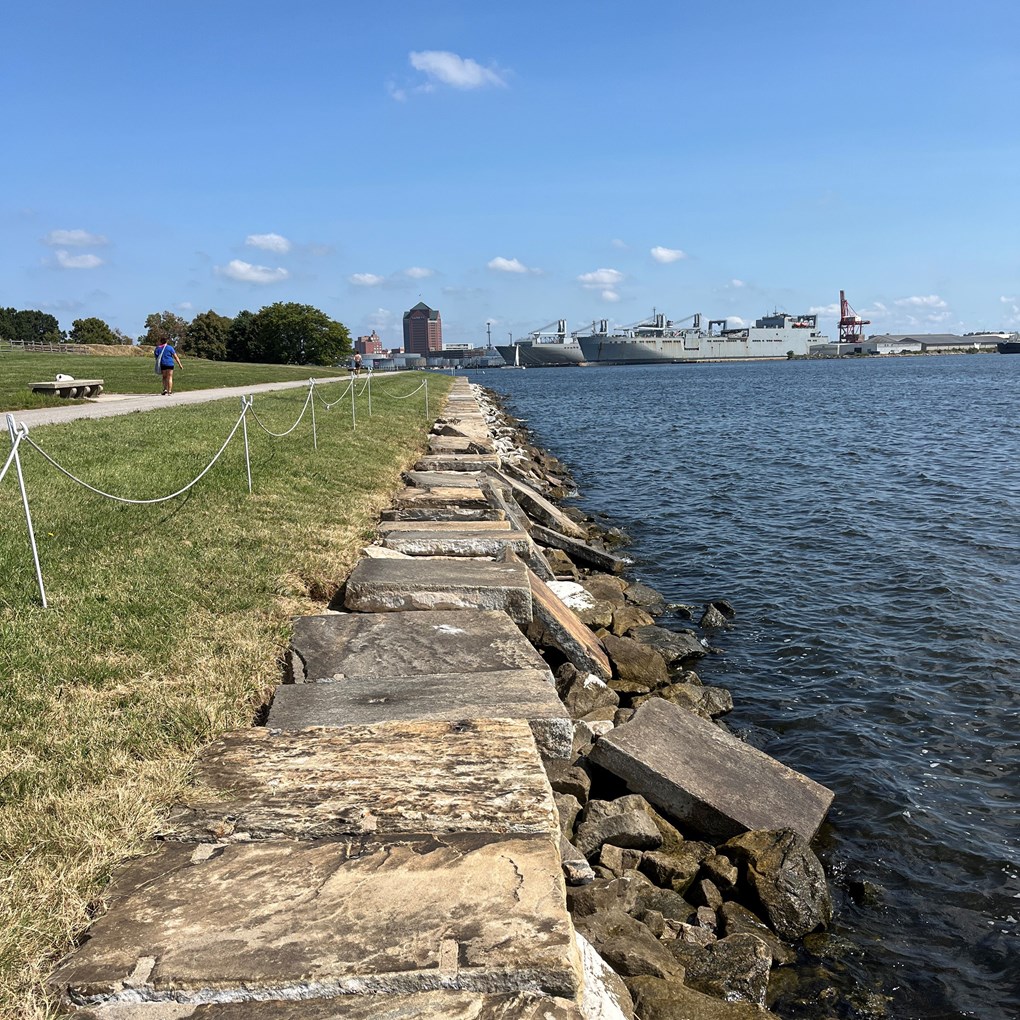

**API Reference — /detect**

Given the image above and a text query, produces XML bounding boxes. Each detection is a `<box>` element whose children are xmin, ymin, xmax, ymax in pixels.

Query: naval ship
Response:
<box><xmin>496</xmin><ymin>319</ymin><xmax>586</xmax><ymax>368</ymax></box>
<box><xmin>577</xmin><ymin>311</ymin><xmax>828</xmax><ymax>365</ymax></box>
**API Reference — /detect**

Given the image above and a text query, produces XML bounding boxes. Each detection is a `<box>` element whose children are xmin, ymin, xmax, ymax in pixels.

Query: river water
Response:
<box><xmin>466</xmin><ymin>355</ymin><xmax>1019</xmax><ymax>1020</ymax></box>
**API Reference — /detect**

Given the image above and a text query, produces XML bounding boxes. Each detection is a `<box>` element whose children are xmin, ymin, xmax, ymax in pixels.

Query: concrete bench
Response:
<box><xmin>30</xmin><ymin>378</ymin><xmax>104</xmax><ymax>398</ymax></box>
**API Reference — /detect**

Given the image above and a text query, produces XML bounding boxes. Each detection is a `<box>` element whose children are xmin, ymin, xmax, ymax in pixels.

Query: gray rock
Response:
<box><xmin>669</xmin><ymin>933</ymin><xmax>772</xmax><ymax>1007</ymax></box>
<box><xmin>695</xmin><ymin>905</ymin><xmax>718</xmax><ymax>932</ymax></box>
<box><xmin>632</xmin><ymin>684</ymin><xmax>733</xmax><ymax>720</ymax></box>
<box><xmin>639</xmin><ymin>843</ymin><xmax>714</xmax><ymax>893</ymax></box>
<box><xmin>573</xmin><ymin>912</ymin><xmax>681</xmax><ymax>981</ymax></box>
<box><xmin>556</xmin><ymin>666</ymin><xmax>620</xmax><ymax>720</ymax></box>
<box><xmin>699</xmin><ymin>604</ymin><xmax>728</xmax><ymax>629</ymax></box>
<box><xmin>554</xmin><ymin>793</ymin><xmax>581</xmax><ymax>839</ymax></box>
<box><xmin>625</xmin><ymin>975</ymin><xmax>782</xmax><ymax>1020</ymax></box>
<box><xmin>560</xmin><ymin>837</ymin><xmax>596</xmax><ymax>886</ymax></box>
<box><xmin>610</xmin><ymin>606</ymin><xmax>655</xmax><ymax>637</ymax></box>
<box><xmin>722</xmin><ymin>828</ymin><xmax>833</xmax><ymax>939</ymax></box>
<box><xmin>544</xmin><ymin>760</ymin><xmax>592</xmax><ymax>804</ymax></box>
<box><xmin>699</xmin><ymin>853</ymin><xmax>739</xmax><ymax>895</ymax></box>
<box><xmin>602</xmin><ymin>634</ymin><xmax>668</xmax><ymax>688</ymax></box>
<box><xmin>623</xmin><ymin>582</ymin><xmax>666</xmax><ymax>612</ymax></box>
<box><xmin>708</xmin><ymin>599</ymin><xmax>736</xmax><ymax>619</ymax></box>
<box><xmin>566</xmin><ymin>874</ymin><xmax>653</xmax><ymax>919</ymax></box>
<box><xmin>599</xmin><ymin>844</ymin><xmax>644</xmax><ymax>877</ymax></box>
<box><xmin>588</xmin><ymin>699</ymin><xmax>835</xmax><ymax>843</ymax></box>
<box><xmin>689</xmin><ymin>879</ymin><xmax>724</xmax><ymax>911</ymax></box>
<box><xmin>575</xmin><ymin>811</ymin><xmax>662</xmax><ymax>861</ymax></box>
<box><xmin>719</xmin><ymin>901</ymin><xmax>796</xmax><ymax>966</ymax></box>
<box><xmin>669</xmin><ymin>922</ymin><xmax>716</xmax><ymax>947</ymax></box>
<box><xmin>628</xmin><ymin>625</ymin><xmax>706</xmax><ymax>665</ymax></box>
<box><xmin>581</xmin><ymin>574</ymin><xmax>629</xmax><ymax>604</ymax></box>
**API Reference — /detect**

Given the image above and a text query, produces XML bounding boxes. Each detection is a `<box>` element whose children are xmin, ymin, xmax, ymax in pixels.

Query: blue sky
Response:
<box><xmin>3</xmin><ymin>1</ymin><xmax>1018</xmax><ymax>345</ymax></box>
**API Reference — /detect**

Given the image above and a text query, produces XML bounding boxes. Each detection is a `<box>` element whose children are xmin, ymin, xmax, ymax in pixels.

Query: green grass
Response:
<box><xmin>0</xmin><ymin>372</ymin><xmax>451</xmax><ymax>1016</ymax></box>
<box><xmin>0</xmin><ymin>350</ymin><xmax>351</xmax><ymax>413</ymax></box>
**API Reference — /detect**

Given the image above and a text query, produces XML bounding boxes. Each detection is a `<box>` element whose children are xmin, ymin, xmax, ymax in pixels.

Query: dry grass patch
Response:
<box><xmin>0</xmin><ymin>373</ymin><xmax>451</xmax><ymax>1016</ymax></box>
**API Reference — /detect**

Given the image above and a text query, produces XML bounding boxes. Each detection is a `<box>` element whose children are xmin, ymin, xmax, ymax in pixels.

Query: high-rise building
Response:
<box><xmin>402</xmin><ymin>301</ymin><xmax>442</xmax><ymax>354</ymax></box>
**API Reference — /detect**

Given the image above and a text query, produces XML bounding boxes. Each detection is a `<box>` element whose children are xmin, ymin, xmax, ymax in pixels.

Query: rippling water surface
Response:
<box><xmin>469</xmin><ymin>356</ymin><xmax>1020</xmax><ymax>1020</ymax></box>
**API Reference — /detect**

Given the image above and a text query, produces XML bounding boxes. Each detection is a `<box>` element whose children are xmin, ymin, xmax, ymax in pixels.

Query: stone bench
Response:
<box><xmin>30</xmin><ymin>378</ymin><xmax>104</xmax><ymax>398</ymax></box>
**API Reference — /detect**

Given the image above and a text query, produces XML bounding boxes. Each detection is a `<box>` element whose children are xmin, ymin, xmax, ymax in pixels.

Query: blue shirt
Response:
<box><xmin>156</xmin><ymin>344</ymin><xmax>176</xmax><ymax>368</ymax></box>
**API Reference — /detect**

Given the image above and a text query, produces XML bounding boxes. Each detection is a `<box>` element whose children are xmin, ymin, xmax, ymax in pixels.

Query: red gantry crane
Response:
<box><xmin>838</xmin><ymin>290</ymin><xmax>870</xmax><ymax>344</ymax></box>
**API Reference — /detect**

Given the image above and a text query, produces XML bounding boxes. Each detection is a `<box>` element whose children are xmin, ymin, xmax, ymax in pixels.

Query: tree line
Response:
<box><xmin>0</xmin><ymin>303</ymin><xmax>351</xmax><ymax>367</ymax></box>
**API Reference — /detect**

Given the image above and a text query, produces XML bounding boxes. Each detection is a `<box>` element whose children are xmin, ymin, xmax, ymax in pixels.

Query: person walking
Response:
<box><xmin>353</xmin><ymin>351</ymin><xmax>363</xmax><ymax>377</ymax></box>
<box><xmin>155</xmin><ymin>341</ymin><xmax>183</xmax><ymax>395</ymax></box>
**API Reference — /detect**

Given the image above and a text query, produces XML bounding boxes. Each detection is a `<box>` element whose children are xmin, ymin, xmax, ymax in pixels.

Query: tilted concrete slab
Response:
<box><xmin>267</xmin><ymin>669</ymin><xmax>571</xmax><ymax>760</ymax></box>
<box><xmin>531</xmin><ymin>524</ymin><xmax>629</xmax><ymax>575</ymax></box>
<box><xmin>392</xmin><ymin>486</ymin><xmax>490</xmax><ymax>510</ymax></box>
<box><xmin>428</xmin><ymin>435</ymin><xmax>497</xmax><ymax>454</ymax></box>
<box><xmin>344</xmin><ymin>557</ymin><xmax>533</xmax><ymax>623</ymax></box>
<box><xmin>528</xmin><ymin>569</ymin><xmax>612</xmax><ymax>680</ymax></box>
<box><xmin>291</xmin><ymin>610</ymin><xmax>548</xmax><ymax>681</ymax></box>
<box><xmin>415</xmin><ymin>455</ymin><xmax>502</xmax><ymax>472</ymax></box>
<box><xmin>382</xmin><ymin>529</ymin><xmax>532</xmax><ymax>558</ymax></box>
<box><xmin>71</xmin><ymin>992</ymin><xmax>584</xmax><ymax>1019</ymax></box>
<box><xmin>489</xmin><ymin>470</ymin><xmax>587</xmax><ymax>540</ymax></box>
<box><xmin>406</xmin><ymin>470</ymin><xmax>485</xmax><ymax>489</ymax></box>
<box><xmin>50</xmin><ymin>834</ymin><xmax>581</xmax><ymax>1005</ymax></box>
<box><xmin>588</xmin><ymin>698</ymin><xmax>835</xmax><ymax>843</ymax></box>
<box><xmin>379</xmin><ymin>519</ymin><xmax>512</xmax><ymax>533</ymax></box>
<box><xmin>163</xmin><ymin>719</ymin><xmax>558</xmax><ymax>841</ymax></box>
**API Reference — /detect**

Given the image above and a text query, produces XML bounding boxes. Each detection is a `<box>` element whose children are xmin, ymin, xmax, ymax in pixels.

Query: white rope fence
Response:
<box><xmin>2</xmin><ymin>371</ymin><xmax>433</xmax><ymax>607</ymax></box>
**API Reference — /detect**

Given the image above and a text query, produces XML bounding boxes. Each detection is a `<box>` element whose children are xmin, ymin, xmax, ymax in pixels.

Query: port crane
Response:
<box><xmin>524</xmin><ymin>319</ymin><xmax>570</xmax><ymax>343</ymax></box>
<box><xmin>838</xmin><ymin>290</ymin><xmax>870</xmax><ymax>343</ymax></box>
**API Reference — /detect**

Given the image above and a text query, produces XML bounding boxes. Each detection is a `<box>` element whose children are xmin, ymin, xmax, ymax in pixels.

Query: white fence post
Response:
<box><xmin>368</xmin><ymin>372</ymin><xmax>372</xmax><ymax>417</ymax></box>
<box><xmin>5</xmin><ymin>415</ymin><xmax>47</xmax><ymax>608</ymax></box>
<box><xmin>241</xmin><ymin>397</ymin><xmax>253</xmax><ymax>493</ymax></box>
<box><xmin>425</xmin><ymin>376</ymin><xmax>430</xmax><ymax>420</ymax></box>
<box><xmin>309</xmin><ymin>379</ymin><xmax>317</xmax><ymax>451</ymax></box>
<box><xmin>351</xmin><ymin>378</ymin><xmax>357</xmax><ymax>432</ymax></box>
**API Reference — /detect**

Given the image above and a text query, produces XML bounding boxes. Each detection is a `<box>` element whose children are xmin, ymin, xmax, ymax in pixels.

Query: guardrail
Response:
<box><xmin>0</xmin><ymin>340</ymin><xmax>95</xmax><ymax>354</ymax></box>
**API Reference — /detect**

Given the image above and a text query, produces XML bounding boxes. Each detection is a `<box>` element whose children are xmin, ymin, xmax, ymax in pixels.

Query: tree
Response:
<box><xmin>184</xmin><ymin>310</ymin><xmax>233</xmax><ymax>360</ymax></box>
<box><xmin>227</xmin><ymin>309</ymin><xmax>258</xmax><ymax>362</ymax></box>
<box><xmin>0</xmin><ymin>307</ymin><xmax>63</xmax><ymax>343</ymax></box>
<box><xmin>69</xmin><ymin>316</ymin><xmax>120</xmax><ymax>345</ymax></box>
<box><xmin>250</xmin><ymin>303</ymin><xmax>350</xmax><ymax>366</ymax></box>
<box><xmin>141</xmin><ymin>311</ymin><xmax>189</xmax><ymax>349</ymax></box>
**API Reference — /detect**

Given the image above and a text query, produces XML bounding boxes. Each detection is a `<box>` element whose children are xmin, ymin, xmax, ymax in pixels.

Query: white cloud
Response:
<box><xmin>386</xmin><ymin>81</ymin><xmax>408</xmax><ymax>102</ymax></box>
<box><xmin>44</xmin><ymin>228</ymin><xmax>107</xmax><ymax>247</ymax></box>
<box><xmin>488</xmin><ymin>256</ymin><xmax>536</xmax><ymax>274</ymax></box>
<box><xmin>409</xmin><ymin>50</ymin><xmax>506</xmax><ymax>90</ymax></box>
<box><xmin>366</xmin><ymin>308</ymin><xmax>397</xmax><ymax>333</ymax></box>
<box><xmin>725</xmin><ymin>316</ymin><xmax>746</xmax><ymax>327</ymax></box>
<box><xmin>54</xmin><ymin>250</ymin><xmax>104</xmax><ymax>269</ymax></box>
<box><xmin>650</xmin><ymin>246</ymin><xmax>687</xmax><ymax>264</ymax></box>
<box><xmin>894</xmin><ymin>294</ymin><xmax>947</xmax><ymax>309</ymax></box>
<box><xmin>808</xmin><ymin>303</ymin><xmax>840</xmax><ymax>316</ymax></box>
<box><xmin>611</xmin><ymin>239</ymin><xmax>629</xmax><ymax>250</ymax></box>
<box><xmin>578</xmin><ymin>268</ymin><xmax>624</xmax><ymax>288</ymax></box>
<box><xmin>1000</xmin><ymin>295</ymin><xmax>1015</xmax><ymax>303</ymax></box>
<box><xmin>349</xmin><ymin>273</ymin><xmax>385</xmax><ymax>286</ymax></box>
<box><xmin>405</xmin><ymin>266</ymin><xmax>434</xmax><ymax>279</ymax></box>
<box><xmin>246</xmin><ymin>232</ymin><xmax>291</xmax><ymax>254</ymax></box>
<box><xmin>601</xmin><ymin>289</ymin><xmax>621</xmax><ymax>302</ymax></box>
<box><xmin>729</xmin><ymin>279</ymin><xmax>745</xmax><ymax>288</ymax></box>
<box><xmin>217</xmin><ymin>259</ymin><xmax>289</xmax><ymax>284</ymax></box>
<box><xmin>177</xmin><ymin>301</ymin><xmax>194</xmax><ymax>312</ymax></box>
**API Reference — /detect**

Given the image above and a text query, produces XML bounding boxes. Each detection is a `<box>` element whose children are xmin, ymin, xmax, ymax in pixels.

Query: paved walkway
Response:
<box><xmin>7</xmin><ymin>375</ymin><xmax>382</xmax><ymax>429</ymax></box>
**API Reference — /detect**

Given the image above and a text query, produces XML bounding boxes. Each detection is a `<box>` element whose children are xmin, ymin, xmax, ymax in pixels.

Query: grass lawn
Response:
<box><xmin>0</xmin><ymin>372</ymin><xmax>451</xmax><ymax>1015</ymax></box>
<box><xmin>0</xmin><ymin>350</ymin><xmax>350</xmax><ymax>413</ymax></box>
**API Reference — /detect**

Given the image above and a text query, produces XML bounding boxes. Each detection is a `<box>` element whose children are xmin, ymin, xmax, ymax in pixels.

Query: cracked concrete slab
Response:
<box><xmin>290</xmin><ymin>610</ymin><xmax>548</xmax><ymax>682</ymax></box>
<box><xmin>267</xmin><ymin>669</ymin><xmax>572</xmax><ymax>760</ymax></box>
<box><xmin>378</xmin><ymin>520</ymin><xmax>512</xmax><ymax>532</ymax></box>
<box><xmin>162</xmin><ymin>720</ymin><xmax>558</xmax><ymax>842</ymax></box>
<box><xmin>392</xmin><ymin>486</ymin><xmax>490</xmax><ymax>509</ymax></box>
<box><xmin>528</xmin><ymin>569</ymin><xmax>612</xmax><ymax>680</ymax></box>
<box><xmin>406</xmin><ymin>471</ymin><xmax>486</xmax><ymax>490</ymax></box>
<box><xmin>50</xmin><ymin>834</ymin><xmax>581</xmax><ymax>1006</ymax></box>
<box><xmin>381</xmin><ymin>529</ymin><xmax>531</xmax><ymax>558</ymax></box>
<box><xmin>72</xmin><ymin>992</ymin><xmax>584</xmax><ymax>1019</ymax></box>
<box><xmin>415</xmin><ymin>455</ymin><xmax>502</xmax><ymax>472</ymax></box>
<box><xmin>343</xmin><ymin>557</ymin><xmax>533</xmax><ymax>623</ymax></box>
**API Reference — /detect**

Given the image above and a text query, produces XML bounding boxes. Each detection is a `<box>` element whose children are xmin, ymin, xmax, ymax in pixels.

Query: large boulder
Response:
<box><xmin>632</xmin><ymin>684</ymin><xmax>733</xmax><ymax>720</ymax></box>
<box><xmin>576</xmin><ymin>932</ymin><xmax>636</xmax><ymax>1020</ymax></box>
<box><xmin>556</xmin><ymin>663</ymin><xmax>621</xmax><ymax>720</ymax></box>
<box><xmin>623</xmin><ymin>582</ymin><xmax>667</xmax><ymax>614</ymax></box>
<box><xmin>544</xmin><ymin>759</ymin><xmax>592</xmax><ymax>804</ymax></box>
<box><xmin>640</xmin><ymin>843</ymin><xmax>714</xmax><ymax>894</ymax></box>
<box><xmin>602</xmin><ymin>634</ymin><xmax>669</xmax><ymax>689</ymax></box>
<box><xmin>625</xmin><ymin>975</ymin><xmax>782</xmax><ymax>1020</ymax></box>
<box><xmin>722</xmin><ymin>828</ymin><xmax>832</xmax><ymax>939</ymax></box>
<box><xmin>611</xmin><ymin>605</ymin><xmax>656</xmax><ymax>636</ymax></box>
<box><xmin>575</xmin><ymin>800</ymin><xmax>663</xmax><ymax>860</ymax></box>
<box><xmin>669</xmin><ymin>932</ymin><xmax>773</xmax><ymax>1007</ymax></box>
<box><xmin>573</xmin><ymin>911</ymin><xmax>682</xmax><ymax>981</ymax></box>
<box><xmin>629</xmin><ymin>625</ymin><xmax>707</xmax><ymax>665</ymax></box>
<box><xmin>718</xmin><ymin>901</ymin><xmax>796</xmax><ymax>966</ymax></box>
<box><xmin>582</xmin><ymin>574</ymin><xmax>629</xmax><ymax>604</ymax></box>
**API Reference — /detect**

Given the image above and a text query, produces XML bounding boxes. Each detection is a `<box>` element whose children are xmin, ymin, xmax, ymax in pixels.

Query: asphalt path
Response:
<box><xmin>6</xmin><ymin>375</ymin><xmax>383</xmax><ymax>429</ymax></box>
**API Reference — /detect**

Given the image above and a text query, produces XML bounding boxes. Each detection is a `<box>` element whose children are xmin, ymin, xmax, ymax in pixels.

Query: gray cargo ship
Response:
<box><xmin>577</xmin><ymin>311</ymin><xmax>828</xmax><ymax>365</ymax></box>
<box><xmin>496</xmin><ymin>319</ymin><xmax>586</xmax><ymax>367</ymax></box>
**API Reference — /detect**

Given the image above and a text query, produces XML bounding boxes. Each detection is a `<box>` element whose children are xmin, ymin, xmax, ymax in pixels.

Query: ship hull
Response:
<box><xmin>578</xmin><ymin>330</ymin><xmax>825</xmax><ymax>365</ymax></box>
<box><xmin>496</xmin><ymin>341</ymin><xmax>586</xmax><ymax>368</ymax></box>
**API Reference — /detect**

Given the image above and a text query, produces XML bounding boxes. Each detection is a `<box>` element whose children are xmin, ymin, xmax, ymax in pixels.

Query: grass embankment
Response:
<box><xmin>0</xmin><ymin>372</ymin><xmax>451</xmax><ymax>1016</ymax></box>
<box><xmin>0</xmin><ymin>350</ymin><xmax>349</xmax><ymax>412</ymax></box>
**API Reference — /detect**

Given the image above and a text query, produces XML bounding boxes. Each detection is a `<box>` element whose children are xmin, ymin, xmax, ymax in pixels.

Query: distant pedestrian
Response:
<box><xmin>353</xmin><ymin>351</ymin><xmax>363</xmax><ymax>376</ymax></box>
<box><xmin>155</xmin><ymin>341</ymin><xmax>183</xmax><ymax>395</ymax></box>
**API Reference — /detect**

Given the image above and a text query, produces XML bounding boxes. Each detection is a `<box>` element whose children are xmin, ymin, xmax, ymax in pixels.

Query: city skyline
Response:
<box><xmin>3</xmin><ymin>1</ymin><xmax>1018</xmax><ymax>347</ymax></box>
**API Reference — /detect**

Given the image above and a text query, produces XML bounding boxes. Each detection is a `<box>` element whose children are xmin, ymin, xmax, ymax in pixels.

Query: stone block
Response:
<box><xmin>380</xmin><ymin>506</ymin><xmax>506</xmax><ymax>523</ymax></box>
<box><xmin>267</xmin><ymin>668</ymin><xmax>572</xmax><ymax>760</ymax></box>
<box><xmin>392</xmin><ymin>487</ymin><xmax>490</xmax><ymax>510</ymax></box>
<box><xmin>488</xmin><ymin>469</ymin><xmax>587</xmax><ymax>539</ymax></box>
<box><xmin>164</xmin><ymin>719</ymin><xmax>558</xmax><ymax>841</ymax></box>
<box><xmin>588</xmin><ymin>699</ymin><xmax>834</xmax><ymax>843</ymax></box>
<box><xmin>49</xmin><ymin>834</ymin><xmax>580</xmax><ymax>1005</ymax></box>
<box><xmin>382</xmin><ymin>529</ymin><xmax>531</xmax><ymax>558</ymax></box>
<box><xmin>415</xmin><ymin>455</ymin><xmax>502</xmax><ymax>472</ymax></box>
<box><xmin>343</xmin><ymin>557</ymin><xmax>533</xmax><ymax>623</ymax></box>
<box><xmin>291</xmin><ymin>609</ymin><xmax>548</xmax><ymax>682</ymax></box>
<box><xmin>531</xmin><ymin>525</ymin><xmax>629</xmax><ymax>575</ymax></box>
<box><xmin>528</xmin><ymin>569</ymin><xmax>612</xmax><ymax>680</ymax></box>
<box><xmin>378</xmin><ymin>520</ymin><xmax>512</xmax><ymax>532</ymax></box>
<box><xmin>406</xmin><ymin>470</ymin><xmax>485</xmax><ymax>489</ymax></box>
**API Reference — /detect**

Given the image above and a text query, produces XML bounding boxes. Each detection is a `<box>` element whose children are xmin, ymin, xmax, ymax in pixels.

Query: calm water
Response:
<box><xmin>468</xmin><ymin>356</ymin><xmax>1020</xmax><ymax>1020</ymax></box>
